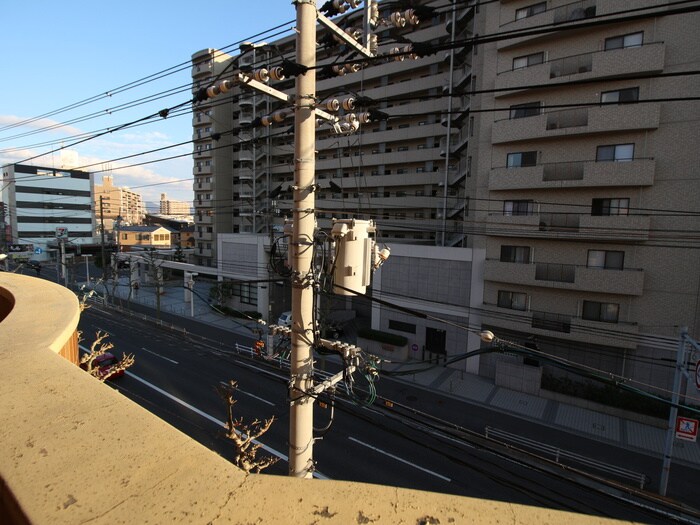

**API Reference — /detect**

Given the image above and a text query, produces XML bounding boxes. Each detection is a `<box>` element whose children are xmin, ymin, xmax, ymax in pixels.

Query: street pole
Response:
<box><xmin>60</xmin><ymin>238</ymin><xmax>67</xmax><ymax>286</ymax></box>
<box><xmin>289</xmin><ymin>0</ymin><xmax>317</xmax><ymax>479</ymax></box>
<box><xmin>84</xmin><ymin>254</ymin><xmax>92</xmax><ymax>283</ymax></box>
<box><xmin>659</xmin><ymin>326</ymin><xmax>689</xmax><ymax>496</ymax></box>
<box><xmin>99</xmin><ymin>195</ymin><xmax>107</xmax><ymax>281</ymax></box>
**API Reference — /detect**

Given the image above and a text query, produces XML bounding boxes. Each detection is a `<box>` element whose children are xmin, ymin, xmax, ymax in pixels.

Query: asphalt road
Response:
<box><xmin>77</xmin><ymin>305</ymin><xmax>700</xmax><ymax>524</ymax></box>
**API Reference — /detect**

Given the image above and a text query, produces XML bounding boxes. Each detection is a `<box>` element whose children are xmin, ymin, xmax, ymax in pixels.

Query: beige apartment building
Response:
<box><xmin>469</xmin><ymin>0</ymin><xmax>700</xmax><ymax>393</ymax></box>
<box><xmin>190</xmin><ymin>0</ymin><xmax>700</xmax><ymax>395</ymax></box>
<box><xmin>94</xmin><ymin>175</ymin><xmax>145</xmax><ymax>232</ymax></box>
<box><xmin>159</xmin><ymin>192</ymin><xmax>192</xmax><ymax>217</ymax></box>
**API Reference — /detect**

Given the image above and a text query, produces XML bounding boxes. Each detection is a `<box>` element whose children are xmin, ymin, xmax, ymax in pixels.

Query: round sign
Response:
<box><xmin>411</xmin><ymin>343</ymin><xmax>419</xmax><ymax>352</ymax></box>
<box><xmin>695</xmin><ymin>361</ymin><xmax>700</xmax><ymax>390</ymax></box>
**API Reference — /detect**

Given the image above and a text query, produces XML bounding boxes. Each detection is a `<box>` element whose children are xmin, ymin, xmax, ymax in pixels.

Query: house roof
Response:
<box><xmin>120</xmin><ymin>225</ymin><xmax>176</xmax><ymax>233</ymax></box>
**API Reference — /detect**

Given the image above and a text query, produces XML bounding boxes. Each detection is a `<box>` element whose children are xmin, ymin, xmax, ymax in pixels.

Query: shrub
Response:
<box><xmin>357</xmin><ymin>328</ymin><xmax>408</xmax><ymax>347</ymax></box>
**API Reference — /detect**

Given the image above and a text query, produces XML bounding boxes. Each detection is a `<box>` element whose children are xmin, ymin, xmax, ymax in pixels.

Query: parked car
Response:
<box><xmin>277</xmin><ymin>311</ymin><xmax>292</xmax><ymax>327</ymax></box>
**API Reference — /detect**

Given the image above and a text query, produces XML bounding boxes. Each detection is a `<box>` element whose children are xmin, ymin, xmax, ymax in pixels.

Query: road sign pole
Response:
<box><xmin>659</xmin><ymin>326</ymin><xmax>688</xmax><ymax>496</ymax></box>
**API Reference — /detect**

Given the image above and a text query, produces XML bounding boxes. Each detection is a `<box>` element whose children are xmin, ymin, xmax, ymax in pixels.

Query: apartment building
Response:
<box><xmin>468</xmin><ymin>0</ymin><xmax>700</xmax><ymax>394</ymax></box>
<box><xmin>190</xmin><ymin>0</ymin><xmax>700</xmax><ymax>396</ymax></box>
<box><xmin>94</xmin><ymin>175</ymin><xmax>145</xmax><ymax>231</ymax></box>
<box><xmin>159</xmin><ymin>192</ymin><xmax>192</xmax><ymax>217</ymax></box>
<box><xmin>1</xmin><ymin>163</ymin><xmax>95</xmax><ymax>261</ymax></box>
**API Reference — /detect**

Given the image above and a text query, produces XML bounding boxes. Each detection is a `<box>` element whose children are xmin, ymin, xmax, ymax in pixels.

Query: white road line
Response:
<box><xmin>140</xmin><ymin>347</ymin><xmax>179</xmax><ymax>365</ymax></box>
<box><xmin>348</xmin><ymin>437</ymin><xmax>451</xmax><ymax>482</ymax></box>
<box><xmin>78</xmin><ymin>345</ymin><xmax>328</xmax><ymax>480</ymax></box>
<box><xmin>219</xmin><ymin>381</ymin><xmax>275</xmax><ymax>406</ymax></box>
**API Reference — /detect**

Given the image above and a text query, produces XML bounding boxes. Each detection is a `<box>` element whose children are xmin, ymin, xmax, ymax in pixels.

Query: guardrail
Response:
<box><xmin>485</xmin><ymin>426</ymin><xmax>649</xmax><ymax>489</ymax></box>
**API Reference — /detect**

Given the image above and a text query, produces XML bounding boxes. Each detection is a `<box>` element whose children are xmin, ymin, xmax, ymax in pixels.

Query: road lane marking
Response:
<box><xmin>219</xmin><ymin>381</ymin><xmax>275</xmax><ymax>406</ymax></box>
<box><xmin>77</xmin><ymin>345</ymin><xmax>328</xmax><ymax>480</ymax></box>
<box><xmin>141</xmin><ymin>347</ymin><xmax>179</xmax><ymax>365</ymax></box>
<box><xmin>348</xmin><ymin>437</ymin><xmax>451</xmax><ymax>482</ymax></box>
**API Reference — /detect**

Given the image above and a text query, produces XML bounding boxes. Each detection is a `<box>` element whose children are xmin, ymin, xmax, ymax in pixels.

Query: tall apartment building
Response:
<box><xmin>159</xmin><ymin>193</ymin><xmax>192</xmax><ymax>217</ymax></box>
<box><xmin>469</xmin><ymin>0</ymin><xmax>700</xmax><ymax>394</ymax></box>
<box><xmin>190</xmin><ymin>1</ymin><xmax>469</xmax><ymax>267</ymax></box>
<box><xmin>191</xmin><ymin>1</ymin><xmax>700</xmax><ymax>396</ymax></box>
<box><xmin>94</xmin><ymin>175</ymin><xmax>145</xmax><ymax>232</ymax></box>
<box><xmin>1</xmin><ymin>164</ymin><xmax>95</xmax><ymax>261</ymax></box>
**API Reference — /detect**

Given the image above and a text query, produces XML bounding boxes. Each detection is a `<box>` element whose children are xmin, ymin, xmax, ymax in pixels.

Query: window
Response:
<box><xmin>509</xmin><ymin>102</ymin><xmax>542</xmax><ymax>119</ymax></box>
<box><xmin>388</xmin><ymin>320</ymin><xmax>416</xmax><ymax>334</ymax></box>
<box><xmin>596</xmin><ymin>144</ymin><xmax>634</xmax><ymax>162</ymax></box>
<box><xmin>504</xmin><ymin>200</ymin><xmax>534</xmax><ymax>216</ymax></box>
<box><xmin>587</xmin><ymin>250</ymin><xmax>624</xmax><ymax>270</ymax></box>
<box><xmin>516</xmin><ymin>1</ymin><xmax>546</xmax><ymax>20</ymax></box>
<box><xmin>507</xmin><ymin>151</ymin><xmax>537</xmax><ymax>168</ymax></box>
<box><xmin>398</xmin><ymin>146</ymin><xmax>408</xmax><ymax>152</ymax></box>
<box><xmin>591</xmin><ymin>198</ymin><xmax>630</xmax><ymax>216</ymax></box>
<box><xmin>582</xmin><ymin>300</ymin><xmax>619</xmax><ymax>323</ymax></box>
<box><xmin>605</xmin><ymin>32</ymin><xmax>643</xmax><ymax>51</ymax></box>
<box><xmin>601</xmin><ymin>87</ymin><xmax>639</xmax><ymax>104</ymax></box>
<box><xmin>122</xmin><ymin>233</ymin><xmax>128</xmax><ymax>240</ymax></box>
<box><xmin>513</xmin><ymin>51</ymin><xmax>545</xmax><ymax>70</ymax></box>
<box><xmin>500</xmin><ymin>245</ymin><xmax>531</xmax><ymax>263</ymax></box>
<box><xmin>498</xmin><ymin>290</ymin><xmax>528</xmax><ymax>311</ymax></box>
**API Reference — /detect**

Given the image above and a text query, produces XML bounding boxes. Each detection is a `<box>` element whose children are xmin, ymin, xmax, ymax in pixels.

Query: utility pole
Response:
<box><xmin>99</xmin><ymin>195</ymin><xmax>107</xmax><ymax>281</ymax></box>
<box><xmin>659</xmin><ymin>326</ymin><xmax>700</xmax><ymax>495</ymax></box>
<box><xmin>288</xmin><ymin>0</ymin><xmax>317</xmax><ymax>479</ymax></box>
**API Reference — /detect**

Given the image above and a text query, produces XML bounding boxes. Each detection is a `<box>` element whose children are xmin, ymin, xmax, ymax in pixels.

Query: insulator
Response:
<box><xmin>343</xmin><ymin>113</ymin><xmax>357</xmax><ymax>123</ymax></box>
<box><xmin>348</xmin><ymin>0</ymin><xmax>361</xmax><ymax>8</ymax></box>
<box><xmin>344</xmin><ymin>62</ymin><xmax>361</xmax><ymax>74</ymax></box>
<box><xmin>332</xmin><ymin>0</ymin><xmax>348</xmax><ymax>13</ymax></box>
<box><xmin>404</xmin><ymin>45</ymin><xmax>418</xmax><ymax>60</ymax></box>
<box><xmin>271</xmin><ymin>110</ymin><xmax>287</xmax><ymax>123</ymax></box>
<box><xmin>341</xmin><ymin>97</ymin><xmax>355</xmax><ymax>111</ymax></box>
<box><xmin>369</xmin><ymin>4</ymin><xmax>379</xmax><ymax>26</ymax></box>
<box><xmin>390</xmin><ymin>12</ymin><xmax>405</xmax><ymax>28</ymax></box>
<box><xmin>345</xmin><ymin>27</ymin><xmax>362</xmax><ymax>40</ymax></box>
<box><xmin>368</xmin><ymin>34</ymin><xmax>378</xmax><ymax>54</ymax></box>
<box><xmin>260</xmin><ymin>115</ymin><xmax>274</xmax><ymax>127</ymax></box>
<box><xmin>253</xmin><ymin>68</ymin><xmax>269</xmax><ymax>83</ymax></box>
<box><xmin>218</xmin><ymin>79</ymin><xmax>234</xmax><ymax>93</ymax></box>
<box><xmin>357</xmin><ymin>112</ymin><xmax>372</xmax><ymax>123</ymax></box>
<box><xmin>316</xmin><ymin>118</ymin><xmax>324</xmax><ymax>128</ymax></box>
<box><xmin>405</xmin><ymin>9</ymin><xmax>419</xmax><ymax>26</ymax></box>
<box><xmin>390</xmin><ymin>47</ymin><xmax>405</xmax><ymax>61</ymax></box>
<box><xmin>322</xmin><ymin>98</ymin><xmax>340</xmax><ymax>112</ymax></box>
<box><xmin>268</xmin><ymin>66</ymin><xmax>285</xmax><ymax>81</ymax></box>
<box><xmin>332</xmin><ymin>65</ymin><xmax>346</xmax><ymax>76</ymax></box>
<box><xmin>206</xmin><ymin>85</ymin><xmax>220</xmax><ymax>98</ymax></box>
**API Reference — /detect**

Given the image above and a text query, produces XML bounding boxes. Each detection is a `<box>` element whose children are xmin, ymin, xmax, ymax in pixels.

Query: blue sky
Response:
<box><xmin>0</xmin><ymin>1</ymin><xmax>296</xmax><ymax>209</ymax></box>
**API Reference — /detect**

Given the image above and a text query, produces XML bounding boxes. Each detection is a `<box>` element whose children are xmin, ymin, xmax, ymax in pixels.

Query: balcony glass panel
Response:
<box><xmin>546</xmin><ymin>108</ymin><xmax>588</xmax><ymax>130</ymax></box>
<box><xmin>531</xmin><ymin>311</ymin><xmax>571</xmax><ymax>333</ymax></box>
<box><xmin>553</xmin><ymin>0</ymin><xmax>596</xmax><ymax>24</ymax></box>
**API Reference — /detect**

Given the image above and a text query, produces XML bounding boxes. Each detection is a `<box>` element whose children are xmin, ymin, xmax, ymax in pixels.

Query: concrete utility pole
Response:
<box><xmin>99</xmin><ymin>195</ymin><xmax>107</xmax><ymax>281</ymax></box>
<box><xmin>288</xmin><ymin>0</ymin><xmax>317</xmax><ymax>479</ymax></box>
<box><xmin>659</xmin><ymin>326</ymin><xmax>700</xmax><ymax>495</ymax></box>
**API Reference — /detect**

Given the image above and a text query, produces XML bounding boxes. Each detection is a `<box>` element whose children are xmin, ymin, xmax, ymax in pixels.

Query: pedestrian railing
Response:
<box><xmin>485</xmin><ymin>426</ymin><xmax>650</xmax><ymax>489</ymax></box>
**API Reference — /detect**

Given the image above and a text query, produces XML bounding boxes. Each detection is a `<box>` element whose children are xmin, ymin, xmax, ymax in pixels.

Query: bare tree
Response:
<box><xmin>217</xmin><ymin>380</ymin><xmax>279</xmax><ymax>473</ymax></box>
<box><xmin>79</xmin><ymin>330</ymin><xmax>135</xmax><ymax>382</ymax></box>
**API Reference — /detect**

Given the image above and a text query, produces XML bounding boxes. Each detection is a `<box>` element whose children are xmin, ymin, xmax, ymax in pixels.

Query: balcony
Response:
<box><xmin>485</xmin><ymin>212</ymin><xmax>651</xmax><ymax>241</ymax></box>
<box><xmin>192</xmin><ymin>112</ymin><xmax>212</xmax><ymax>126</ymax></box>
<box><xmin>492</xmin><ymin>104</ymin><xmax>660</xmax><ymax>144</ymax></box>
<box><xmin>191</xmin><ymin>61</ymin><xmax>213</xmax><ymax>78</ymax></box>
<box><xmin>195</xmin><ymin>181</ymin><xmax>212</xmax><ymax>192</ymax></box>
<box><xmin>494</xmin><ymin>43</ymin><xmax>666</xmax><ymax>95</ymax></box>
<box><xmin>489</xmin><ymin>159</ymin><xmax>656</xmax><ymax>190</ymax></box>
<box><xmin>484</xmin><ymin>259</ymin><xmax>644</xmax><ymax>295</ymax></box>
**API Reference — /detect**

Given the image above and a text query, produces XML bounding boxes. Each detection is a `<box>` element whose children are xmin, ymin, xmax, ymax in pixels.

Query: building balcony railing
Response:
<box><xmin>195</xmin><ymin>181</ymin><xmax>212</xmax><ymax>192</ymax></box>
<box><xmin>494</xmin><ymin>43</ymin><xmax>666</xmax><ymax>95</ymax></box>
<box><xmin>191</xmin><ymin>61</ymin><xmax>213</xmax><ymax>78</ymax></box>
<box><xmin>481</xmin><ymin>302</ymin><xmax>639</xmax><ymax>348</ymax></box>
<box><xmin>484</xmin><ymin>259</ymin><xmax>644</xmax><ymax>295</ymax></box>
<box><xmin>485</xmin><ymin>212</ymin><xmax>651</xmax><ymax>241</ymax></box>
<box><xmin>192</xmin><ymin>113</ymin><xmax>212</xmax><ymax>126</ymax></box>
<box><xmin>194</xmin><ymin>163</ymin><xmax>213</xmax><ymax>176</ymax></box>
<box><xmin>196</xmin><ymin>214</ymin><xmax>213</xmax><ymax>224</ymax></box>
<box><xmin>194</xmin><ymin>199</ymin><xmax>213</xmax><ymax>209</ymax></box>
<box><xmin>492</xmin><ymin>103</ymin><xmax>660</xmax><ymax>144</ymax></box>
<box><xmin>489</xmin><ymin>158</ymin><xmax>656</xmax><ymax>190</ymax></box>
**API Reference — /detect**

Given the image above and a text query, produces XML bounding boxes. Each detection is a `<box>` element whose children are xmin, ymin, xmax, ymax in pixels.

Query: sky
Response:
<box><xmin>0</xmin><ymin>1</ymin><xmax>297</xmax><ymax>211</ymax></box>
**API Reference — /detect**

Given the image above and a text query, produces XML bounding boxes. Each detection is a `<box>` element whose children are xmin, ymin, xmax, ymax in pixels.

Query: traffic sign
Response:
<box><xmin>55</xmin><ymin>227</ymin><xmax>69</xmax><ymax>239</ymax></box>
<box><xmin>34</xmin><ymin>247</ymin><xmax>43</xmax><ymax>254</ymax></box>
<box><xmin>411</xmin><ymin>343</ymin><xmax>419</xmax><ymax>352</ymax></box>
<box><xmin>675</xmin><ymin>417</ymin><xmax>699</xmax><ymax>442</ymax></box>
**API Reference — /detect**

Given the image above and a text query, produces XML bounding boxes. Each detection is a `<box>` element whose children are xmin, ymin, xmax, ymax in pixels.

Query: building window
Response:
<box><xmin>398</xmin><ymin>124</ymin><xmax>410</xmax><ymax>129</ymax></box>
<box><xmin>591</xmin><ymin>198</ymin><xmax>630</xmax><ymax>216</ymax></box>
<box><xmin>582</xmin><ymin>300</ymin><xmax>619</xmax><ymax>323</ymax></box>
<box><xmin>507</xmin><ymin>151</ymin><xmax>537</xmax><ymax>168</ymax></box>
<box><xmin>500</xmin><ymin>245</ymin><xmax>531</xmax><ymax>263</ymax></box>
<box><xmin>504</xmin><ymin>200</ymin><xmax>535</xmax><ymax>216</ymax></box>
<box><xmin>509</xmin><ymin>102</ymin><xmax>542</xmax><ymax>119</ymax></box>
<box><xmin>605</xmin><ymin>32</ymin><xmax>643</xmax><ymax>51</ymax></box>
<box><xmin>596</xmin><ymin>143</ymin><xmax>634</xmax><ymax>162</ymax></box>
<box><xmin>587</xmin><ymin>250</ymin><xmax>624</xmax><ymax>270</ymax></box>
<box><xmin>388</xmin><ymin>320</ymin><xmax>416</xmax><ymax>334</ymax></box>
<box><xmin>513</xmin><ymin>51</ymin><xmax>545</xmax><ymax>70</ymax></box>
<box><xmin>398</xmin><ymin>146</ymin><xmax>408</xmax><ymax>152</ymax></box>
<box><xmin>516</xmin><ymin>1</ymin><xmax>546</xmax><ymax>20</ymax></box>
<box><xmin>498</xmin><ymin>290</ymin><xmax>527</xmax><ymax>311</ymax></box>
<box><xmin>601</xmin><ymin>87</ymin><xmax>639</xmax><ymax>104</ymax></box>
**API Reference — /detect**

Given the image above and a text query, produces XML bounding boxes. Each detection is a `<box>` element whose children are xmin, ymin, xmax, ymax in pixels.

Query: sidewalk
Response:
<box><xmin>88</xmin><ymin>277</ymin><xmax>700</xmax><ymax>471</ymax></box>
